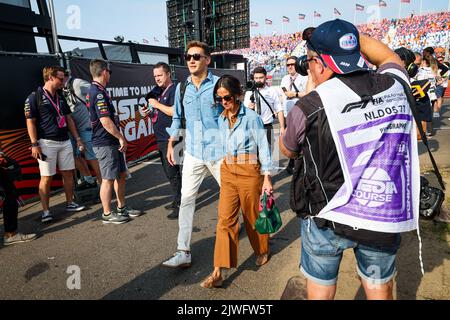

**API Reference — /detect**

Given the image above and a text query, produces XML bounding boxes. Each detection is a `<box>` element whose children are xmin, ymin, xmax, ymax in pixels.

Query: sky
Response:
<box><xmin>37</xmin><ymin>0</ymin><xmax>449</xmax><ymax>49</ymax></box>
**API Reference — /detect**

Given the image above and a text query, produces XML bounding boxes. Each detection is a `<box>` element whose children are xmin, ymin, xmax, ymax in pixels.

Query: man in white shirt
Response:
<box><xmin>280</xmin><ymin>56</ymin><xmax>308</xmax><ymax>117</ymax></box>
<box><xmin>280</xmin><ymin>56</ymin><xmax>308</xmax><ymax>173</ymax></box>
<box><xmin>244</xmin><ymin>67</ymin><xmax>285</xmax><ymax>149</ymax></box>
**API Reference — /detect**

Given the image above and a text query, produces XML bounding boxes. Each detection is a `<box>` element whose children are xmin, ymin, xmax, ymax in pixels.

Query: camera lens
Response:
<box><xmin>296</xmin><ymin>55</ymin><xmax>309</xmax><ymax>77</ymax></box>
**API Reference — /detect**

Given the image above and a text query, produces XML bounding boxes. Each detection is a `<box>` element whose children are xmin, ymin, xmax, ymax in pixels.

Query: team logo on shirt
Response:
<box><xmin>97</xmin><ymin>94</ymin><xmax>104</xmax><ymax>100</ymax></box>
<box><xmin>24</xmin><ymin>99</ymin><xmax>32</xmax><ymax>118</ymax></box>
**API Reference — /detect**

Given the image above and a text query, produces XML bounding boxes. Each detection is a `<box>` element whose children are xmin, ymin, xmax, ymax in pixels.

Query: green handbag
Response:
<box><xmin>255</xmin><ymin>192</ymin><xmax>282</xmax><ymax>234</ymax></box>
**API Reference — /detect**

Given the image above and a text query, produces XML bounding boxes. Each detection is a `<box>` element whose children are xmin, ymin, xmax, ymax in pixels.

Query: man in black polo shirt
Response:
<box><xmin>88</xmin><ymin>59</ymin><xmax>141</xmax><ymax>225</ymax></box>
<box><xmin>142</xmin><ymin>62</ymin><xmax>181</xmax><ymax>220</ymax></box>
<box><xmin>25</xmin><ymin>66</ymin><xmax>86</xmax><ymax>223</ymax></box>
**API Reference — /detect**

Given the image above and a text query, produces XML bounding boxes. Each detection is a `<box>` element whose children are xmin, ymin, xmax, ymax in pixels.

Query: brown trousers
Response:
<box><xmin>214</xmin><ymin>156</ymin><xmax>269</xmax><ymax>268</ymax></box>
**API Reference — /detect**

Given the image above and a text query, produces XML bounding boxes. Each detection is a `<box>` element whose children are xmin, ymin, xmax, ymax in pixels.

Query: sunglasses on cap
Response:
<box><xmin>215</xmin><ymin>95</ymin><xmax>234</xmax><ymax>103</ymax></box>
<box><xmin>185</xmin><ymin>53</ymin><xmax>207</xmax><ymax>61</ymax></box>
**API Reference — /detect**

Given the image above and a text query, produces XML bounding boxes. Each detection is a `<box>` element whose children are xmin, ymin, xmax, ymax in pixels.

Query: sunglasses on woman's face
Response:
<box><xmin>215</xmin><ymin>95</ymin><xmax>234</xmax><ymax>103</ymax></box>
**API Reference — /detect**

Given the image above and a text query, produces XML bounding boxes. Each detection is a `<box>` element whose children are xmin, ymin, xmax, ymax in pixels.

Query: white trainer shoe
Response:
<box><xmin>161</xmin><ymin>251</ymin><xmax>191</xmax><ymax>269</ymax></box>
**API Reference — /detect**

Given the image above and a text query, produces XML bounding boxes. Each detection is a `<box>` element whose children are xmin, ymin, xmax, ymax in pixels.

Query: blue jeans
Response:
<box><xmin>71</xmin><ymin>129</ymin><xmax>96</xmax><ymax>161</ymax></box>
<box><xmin>300</xmin><ymin>218</ymin><xmax>401</xmax><ymax>287</ymax></box>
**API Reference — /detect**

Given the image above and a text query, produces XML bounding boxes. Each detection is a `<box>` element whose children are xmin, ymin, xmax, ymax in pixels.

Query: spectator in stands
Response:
<box><xmin>24</xmin><ymin>66</ymin><xmax>86</xmax><ymax>223</ymax></box>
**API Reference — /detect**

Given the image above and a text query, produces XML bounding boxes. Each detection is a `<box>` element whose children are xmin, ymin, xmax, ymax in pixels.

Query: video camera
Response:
<box><xmin>245</xmin><ymin>80</ymin><xmax>265</xmax><ymax>91</ymax></box>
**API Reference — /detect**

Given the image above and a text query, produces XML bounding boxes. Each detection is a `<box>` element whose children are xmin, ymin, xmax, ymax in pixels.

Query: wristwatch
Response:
<box><xmin>31</xmin><ymin>142</ymin><xmax>40</xmax><ymax>147</ymax></box>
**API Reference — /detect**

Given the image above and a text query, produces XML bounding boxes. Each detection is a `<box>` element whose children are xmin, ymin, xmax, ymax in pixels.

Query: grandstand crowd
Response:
<box><xmin>230</xmin><ymin>12</ymin><xmax>450</xmax><ymax>82</ymax></box>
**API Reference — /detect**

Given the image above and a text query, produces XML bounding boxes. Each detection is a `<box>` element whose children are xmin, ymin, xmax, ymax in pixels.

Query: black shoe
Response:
<box><xmin>164</xmin><ymin>202</ymin><xmax>177</xmax><ymax>210</ymax></box>
<box><xmin>167</xmin><ymin>207</ymin><xmax>179</xmax><ymax>220</ymax></box>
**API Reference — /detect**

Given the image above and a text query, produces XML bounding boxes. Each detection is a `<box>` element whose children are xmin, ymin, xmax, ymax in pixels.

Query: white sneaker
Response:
<box><xmin>161</xmin><ymin>251</ymin><xmax>191</xmax><ymax>269</ymax></box>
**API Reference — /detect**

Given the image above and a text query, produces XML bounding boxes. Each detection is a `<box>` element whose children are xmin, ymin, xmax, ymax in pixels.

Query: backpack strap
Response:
<box><xmin>179</xmin><ymin>81</ymin><xmax>188</xmax><ymax>130</ymax></box>
<box><xmin>386</xmin><ymin>72</ymin><xmax>446</xmax><ymax>191</ymax></box>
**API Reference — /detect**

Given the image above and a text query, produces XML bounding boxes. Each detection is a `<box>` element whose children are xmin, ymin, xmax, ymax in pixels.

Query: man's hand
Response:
<box><xmin>167</xmin><ymin>140</ymin><xmax>176</xmax><ymax>166</ymax></box>
<box><xmin>148</xmin><ymin>98</ymin><xmax>159</xmax><ymax>110</ymax></box>
<box><xmin>285</xmin><ymin>91</ymin><xmax>297</xmax><ymax>99</ymax></box>
<box><xmin>248</xmin><ymin>102</ymin><xmax>256</xmax><ymax>110</ymax></box>
<box><xmin>140</xmin><ymin>103</ymin><xmax>151</xmax><ymax>115</ymax></box>
<box><xmin>279</xmin><ymin>126</ymin><xmax>286</xmax><ymax>138</ymax></box>
<box><xmin>76</xmin><ymin>139</ymin><xmax>86</xmax><ymax>153</ymax></box>
<box><xmin>31</xmin><ymin>146</ymin><xmax>42</xmax><ymax>160</ymax></box>
<box><xmin>118</xmin><ymin>137</ymin><xmax>128</xmax><ymax>153</ymax></box>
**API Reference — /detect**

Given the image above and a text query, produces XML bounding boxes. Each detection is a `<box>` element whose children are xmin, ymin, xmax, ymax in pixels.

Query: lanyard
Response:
<box><xmin>43</xmin><ymin>89</ymin><xmax>62</xmax><ymax>116</ymax></box>
<box><xmin>158</xmin><ymin>83</ymin><xmax>174</xmax><ymax>102</ymax></box>
<box><xmin>92</xmin><ymin>81</ymin><xmax>111</xmax><ymax>100</ymax></box>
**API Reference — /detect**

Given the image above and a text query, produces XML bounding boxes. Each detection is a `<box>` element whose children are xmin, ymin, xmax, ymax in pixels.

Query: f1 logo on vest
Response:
<box><xmin>353</xmin><ymin>168</ymin><xmax>399</xmax><ymax>208</ymax></box>
<box><xmin>342</xmin><ymin>98</ymin><xmax>384</xmax><ymax>113</ymax></box>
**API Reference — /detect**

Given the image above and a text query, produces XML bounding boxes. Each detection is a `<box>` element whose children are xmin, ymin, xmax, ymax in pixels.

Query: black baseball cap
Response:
<box><xmin>307</xmin><ymin>19</ymin><xmax>370</xmax><ymax>74</ymax></box>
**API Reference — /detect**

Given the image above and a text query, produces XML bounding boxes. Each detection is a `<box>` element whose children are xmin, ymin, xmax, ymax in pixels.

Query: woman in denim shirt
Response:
<box><xmin>201</xmin><ymin>75</ymin><xmax>273</xmax><ymax>288</ymax></box>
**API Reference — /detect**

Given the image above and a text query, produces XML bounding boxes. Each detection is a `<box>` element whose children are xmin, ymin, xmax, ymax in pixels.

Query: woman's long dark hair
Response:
<box><xmin>213</xmin><ymin>75</ymin><xmax>243</xmax><ymax>99</ymax></box>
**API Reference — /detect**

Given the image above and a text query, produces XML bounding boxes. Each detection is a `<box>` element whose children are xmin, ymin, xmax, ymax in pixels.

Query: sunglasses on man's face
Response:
<box><xmin>215</xmin><ymin>95</ymin><xmax>234</xmax><ymax>103</ymax></box>
<box><xmin>287</xmin><ymin>63</ymin><xmax>296</xmax><ymax>67</ymax></box>
<box><xmin>185</xmin><ymin>53</ymin><xmax>207</xmax><ymax>61</ymax></box>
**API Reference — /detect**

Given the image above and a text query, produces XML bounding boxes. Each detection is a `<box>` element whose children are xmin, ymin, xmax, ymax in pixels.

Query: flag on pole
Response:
<box><xmin>379</xmin><ymin>0</ymin><xmax>387</xmax><ymax>7</ymax></box>
<box><xmin>334</xmin><ymin>8</ymin><xmax>342</xmax><ymax>16</ymax></box>
<box><xmin>282</xmin><ymin>16</ymin><xmax>290</xmax><ymax>23</ymax></box>
<box><xmin>400</xmin><ymin>0</ymin><xmax>410</xmax><ymax>3</ymax></box>
<box><xmin>314</xmin><ymin>11</ymin><xmax>321</xmax><ymax>18</ymax></box>
<box><xmin>356</xmin><ymin>4</ymin><xmax>365</xmax><ymax>11</ymax></box>
<box><xmin>265</xmin><ymin>19</ymin><xmax>273</xmax><ymax>25</ymax></box>
<box><xmin>251</xmin><ymin>21</ymin><xmax>259</xmax><ymax>27</ymax></box>
<box><xmin>298</xmin><ymin>13</ymin><xmax>306</xmax><ymax>20</ymax></box>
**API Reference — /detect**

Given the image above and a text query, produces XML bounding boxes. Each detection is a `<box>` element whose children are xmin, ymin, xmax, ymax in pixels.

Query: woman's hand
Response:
<box><xmin>262</xmin><ymin>174</ymin><xmax>273</xmax><ymax>195</ymax></box>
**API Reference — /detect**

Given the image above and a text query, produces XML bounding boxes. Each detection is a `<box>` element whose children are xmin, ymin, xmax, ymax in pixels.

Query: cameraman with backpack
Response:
<box><xmin>0</xmin><ymin>148</ymin><xmax>37</xmax><ymax>246</ymax></box>
<box><xmin>280</xmin><ymin>20</ymin><xmax>420</xmax><ymax>300</ymax></box>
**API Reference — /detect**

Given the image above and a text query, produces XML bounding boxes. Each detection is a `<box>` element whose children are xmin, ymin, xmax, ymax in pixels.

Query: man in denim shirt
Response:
<box><xmin>162</xmin><ymin>41</ymin><xmax>223</xmax><ymax>269</ymax></box>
